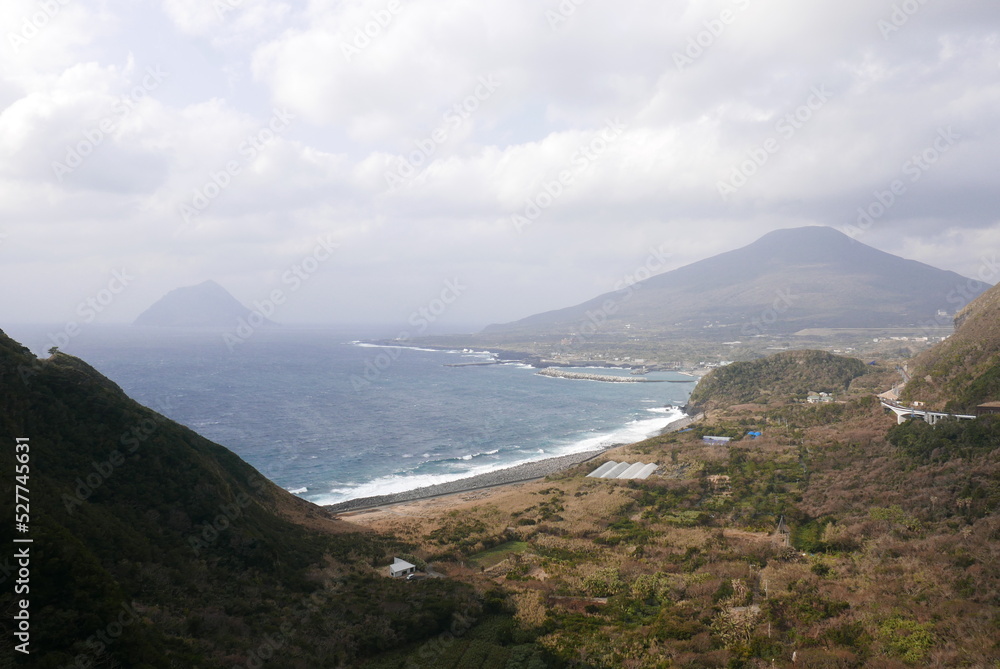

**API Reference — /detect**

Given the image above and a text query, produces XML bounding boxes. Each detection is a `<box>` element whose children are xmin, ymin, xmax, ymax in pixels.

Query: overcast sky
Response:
<box><xmin>1</xmin><ymin>0</ymin><xmax>998</xmax><ymax>331</ymax></box>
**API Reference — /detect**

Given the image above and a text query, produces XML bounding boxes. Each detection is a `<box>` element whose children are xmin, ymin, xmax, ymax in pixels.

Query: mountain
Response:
<box><xmin>134</xmin><ymin>280</ymin><xmax>271</xmax><ymax>328</ymax></box>
<box><xmin>901</xmin><ymin>280</ymin><xmax>1000</xmax><ymax>412</ymax></box>
<box><xmin>484</xmin><ymin>226</ymin><xmax>989</xmax><ymax>338</ymax></box>
<box><xmin>0</xmin><ymin>328</ymin><xmax>474</xmax><ymax>666</ymax></box>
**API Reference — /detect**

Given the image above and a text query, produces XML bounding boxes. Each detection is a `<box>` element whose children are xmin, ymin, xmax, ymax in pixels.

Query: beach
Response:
<box><xmin>324</xmin><ymin>412</ymin><xmax>699</xmax><ymax>514</ymax></box>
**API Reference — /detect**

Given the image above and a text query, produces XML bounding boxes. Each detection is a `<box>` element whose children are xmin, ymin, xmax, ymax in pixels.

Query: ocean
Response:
<box><xmin>11</xmin><ymin>326</ymin><xmax>693</xmax><ymax>505</ymax></box>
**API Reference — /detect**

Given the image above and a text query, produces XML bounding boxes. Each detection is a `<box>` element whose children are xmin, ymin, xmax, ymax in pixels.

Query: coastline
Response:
<box><xmin>325</xmin><ymin>412</ymin><xmax>699</xmax><ymax>514</ymax></box>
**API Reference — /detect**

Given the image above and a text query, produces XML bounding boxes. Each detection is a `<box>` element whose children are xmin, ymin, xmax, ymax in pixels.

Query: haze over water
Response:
<box><xmin>13</xmin><ymin>326</ymin><xmax>693</xmax><ymax>504</ymax></box>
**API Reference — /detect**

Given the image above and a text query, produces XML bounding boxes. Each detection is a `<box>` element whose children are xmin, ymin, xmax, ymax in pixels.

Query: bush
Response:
<box><xmin>875</xmin><ymin>617</ymin><xmax>935</xmax><ymax>664</ymax></box>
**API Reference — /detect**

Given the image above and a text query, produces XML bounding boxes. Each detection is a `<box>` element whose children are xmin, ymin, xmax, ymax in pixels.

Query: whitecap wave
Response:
<box><xmin>548</xmin><ymin>406</ymin><xmax>686</xmax><ymax>455</ymax></box>
<box><xmin>308</xmin><ymin>406</ymin><xmax>687</xmax><ymax>505</ymax></box>
<box><xmin>311</xmin><ymin>459</ymin><xmax>524</xmax><ymax>505</ymax></box>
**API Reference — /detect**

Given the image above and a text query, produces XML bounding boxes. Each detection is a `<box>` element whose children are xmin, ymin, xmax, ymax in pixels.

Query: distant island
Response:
<box><xmin>133</xmin><ymin>279</ymin><xmax>274</xmax><ymax>329</ymax></box>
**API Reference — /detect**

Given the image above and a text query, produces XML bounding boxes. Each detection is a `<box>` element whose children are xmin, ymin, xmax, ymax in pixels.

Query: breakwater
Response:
<box><xmin>536</xmin><ymin>368</ymin><xmax>665</xmax><ymax>383</ymax></box>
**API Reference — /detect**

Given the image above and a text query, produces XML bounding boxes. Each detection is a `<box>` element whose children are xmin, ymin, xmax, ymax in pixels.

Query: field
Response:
<box><xmin>350</xmin><ymin>386</ymin><xmax>1000</xmax><ymax>667</ymax></box>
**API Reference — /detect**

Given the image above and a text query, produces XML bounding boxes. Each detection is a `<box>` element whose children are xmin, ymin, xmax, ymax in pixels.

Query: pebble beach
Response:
<box><xmin>325</xmin><ymin>412</ymin><xmax>699</xmax><ymax>514</ymax></box>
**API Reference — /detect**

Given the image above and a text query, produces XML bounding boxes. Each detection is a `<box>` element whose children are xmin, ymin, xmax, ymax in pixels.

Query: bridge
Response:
<box><xmin>878</xmin><ymin>397</ymin><xmax>977</xmax><ymax>425</ymax></box>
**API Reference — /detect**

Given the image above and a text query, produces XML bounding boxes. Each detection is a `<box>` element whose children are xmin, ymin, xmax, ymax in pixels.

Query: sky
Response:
<box><xmin>1</xmin><ymin>0</ymin><xmax>998</xmax><ymax>332</ymax></box>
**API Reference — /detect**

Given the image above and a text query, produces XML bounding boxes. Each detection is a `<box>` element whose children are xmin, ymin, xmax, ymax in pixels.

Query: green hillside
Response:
<box><xmin>0</xmin><ymin>330</ymin><xmax>476</xmax><ymax>668</ymax></box>
<box><xmin>687</xmin><ymin>349</ymin><xmax>870</xmax><ymax>412</ymax></box>
<box><xmin>902</xmin><ymin>282</ymin><xmax>1000</xmax><ymax>412</ymax></box>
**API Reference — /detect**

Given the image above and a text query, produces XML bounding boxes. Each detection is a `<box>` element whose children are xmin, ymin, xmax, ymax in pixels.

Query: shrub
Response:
<box><xmin>875</xmin><ymin>617</ymin><xmax>935</xmax><ymax>664</ymax></box>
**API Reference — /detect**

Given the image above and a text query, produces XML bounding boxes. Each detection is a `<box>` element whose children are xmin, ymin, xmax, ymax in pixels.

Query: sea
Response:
<box><xmin>10</xmin><ymin>325</ymin><xmax>694</xmax><ymax>505</ymax></box>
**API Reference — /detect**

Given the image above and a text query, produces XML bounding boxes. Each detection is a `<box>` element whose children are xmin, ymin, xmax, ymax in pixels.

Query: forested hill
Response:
<box><xmin>0</xmin><ymin>329</ymin><xmax>475</xmax><ymax>667</ymax></box>
<box><xmin>902</xmin><ymin>281</ymin><xmax>1000</xmax><ymax>412</ymax></box>
<box><xmin>686</xmin><ymin>349</ymin><xmax>870</xmax><ymax>412</ymax></box>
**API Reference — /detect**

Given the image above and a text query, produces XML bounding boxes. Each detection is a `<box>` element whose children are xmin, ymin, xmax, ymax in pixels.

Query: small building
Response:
<box><xmin>587</xmin><ymin>461</ymin><xmax>658</xmax><ymax>480</ymax></box>
<box><xmin>976</xmin><ymin>401</ymin><xmax>1000</xmax><ymax>416</ymax></box>
<box><xmin>389</xmin><ymin>557</ymin><xmax>416</xmax><ymax>578</ymax></box>
<box><xmin>807</xmin><ymin>392</ymin><xmax>833</xmax><ymax>404</ymax></box>
<box><xmin>702</xmin><ymin>436</ymin><xmax>731</xmax><ymax>445</ymax></box>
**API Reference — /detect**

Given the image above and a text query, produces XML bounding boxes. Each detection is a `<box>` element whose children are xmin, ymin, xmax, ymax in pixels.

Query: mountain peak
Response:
<box><xmin>134</xmin><ymin>280</ymin><xmax>272</xmax><ymax>328</ymax></box>
<box><xmin>751</xmin><ymin>225</ymin><xmax>852</xmax><ymax>250</ymax></box>
<box><xmin>485</xmin><ymin>226</ymin><xmax>988</xmax><ymax>336</ymax></box>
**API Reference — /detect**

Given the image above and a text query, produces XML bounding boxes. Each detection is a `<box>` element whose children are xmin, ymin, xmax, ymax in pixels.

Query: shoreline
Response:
<box><xmin>325</xmin><ymin>412</ymin><xmax>700</xmax><ymax>514</ymax></box>
<box><xmin>535</xmin><ymin>368</ymin><xmax>665</xmax><ymax>383</ymax></box>
<box><xmin>356</xmin><ymin>339</ymin><xmax>705</xmax><ymax>375</ymax></box>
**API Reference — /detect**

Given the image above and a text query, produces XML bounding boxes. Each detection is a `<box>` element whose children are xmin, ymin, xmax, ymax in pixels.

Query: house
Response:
<box><xmin>702</xmin><ymin>436</ymin><xmax>731</xmax><ymax>445</ymax></box>
<box><xmin>807</xmin><ymin>392</ymin><xmax>833</xmax><ymax>404</ymax></box>
<box><xmin>976</xmin><ymin>401</ymin><xmax>1000</xmax><ymax>416</ymax></box>
<box><xmin>389</xmin><ymin>557</ymin><xmax>416</xmax><ymax>578</ymax></box>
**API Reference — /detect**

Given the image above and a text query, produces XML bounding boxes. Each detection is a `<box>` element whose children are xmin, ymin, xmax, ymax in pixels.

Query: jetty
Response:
<box><xmin>444</xmin><ymin>361</ymin><xmax>502</xmax><ymax>367</ymax></box>
<box><xmin>536</xmin><ymin>368</ymin><xmax>665</xmax><ymax>383</ymax></box>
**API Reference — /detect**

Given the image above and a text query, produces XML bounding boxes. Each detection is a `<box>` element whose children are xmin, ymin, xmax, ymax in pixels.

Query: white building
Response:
<box><xmin>389</xmin><ymin>557</ymin><xmax>416</xmax><ymax>578</ymax></box>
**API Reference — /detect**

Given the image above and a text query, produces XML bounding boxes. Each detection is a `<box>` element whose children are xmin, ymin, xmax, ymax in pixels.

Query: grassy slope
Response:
<box><xmin>0</xmin><ymin>330</ymin><xmax>478</xmax><ymax>668</ymax></box>
<box><xmin>358</xmin><ymin>349</ymin><xmax>1000</xmax><ymax>667</ymax></box>
<box><xmin>902</xmin><ymin>282</ymin><xmax>1000</xmax><ymax>411</ymax></box>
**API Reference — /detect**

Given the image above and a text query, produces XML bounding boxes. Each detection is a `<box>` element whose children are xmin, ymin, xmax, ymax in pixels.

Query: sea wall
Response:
<box><xmin>535</xmin><ymin>368</ymin><xmax>664</xmax><ymax>383</ymax></box>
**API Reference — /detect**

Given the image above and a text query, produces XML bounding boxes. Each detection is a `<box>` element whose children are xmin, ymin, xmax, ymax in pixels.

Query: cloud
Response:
<box><xmin>0</xmin><ymin>0</ymin><xmax>997</xmax><ymax>325</ymax></box>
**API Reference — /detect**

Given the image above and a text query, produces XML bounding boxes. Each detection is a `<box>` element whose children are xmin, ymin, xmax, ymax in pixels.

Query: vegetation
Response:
<box><xmin>687</xmin><ymin>349</ymin><xmax>870</xmax><ymax>411</ymax></box>
<box><xmin>0</xmin><ymin>330</ymin><xmax>484</xmax><ymax>668</ymax></box>
<box><xmin>902</xmin><ymin>281</ymin><xmax>1000</xmax><ymax>411</ymax></box>
<box><xmin>352</xmin><ymin>337</ymin><xmax>1000</xmax><ymax>667</ymax></box>
<box><xmin>5</xmin><ymin>278</ymin><xmax>1000</xmax><ymax>667</ymax></box>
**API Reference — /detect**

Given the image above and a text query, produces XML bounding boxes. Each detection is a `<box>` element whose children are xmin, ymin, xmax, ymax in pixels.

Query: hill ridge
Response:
<box><xmin>902</xmin><ymin>280</ymin><xmax>1000</xmax><ymax>411</ymax></box>
<box><xmin>0</xmin><ymin>327</ymin><xmax>475</xmax><ymax>666</ymax></box>
<box><xmin>484</xmin><ymin>226</ymin><xmax>988</xmax><ymax>337</ymax></box>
